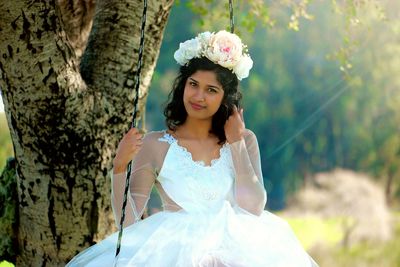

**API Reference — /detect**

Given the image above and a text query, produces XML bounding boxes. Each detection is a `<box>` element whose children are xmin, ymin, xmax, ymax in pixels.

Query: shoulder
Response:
<box><xmin>140</xmin><ymin>130</ymin><xmax>167</xmax><ymax>150</ymax></box>
<box><xmin>143</xmin><ymin>130</ymin><xmax>166</xmax><ymax>142</ymax></box>
<box><xmin>135</xmin><ymin>131</ymin><xmax>170</xmax><ymax>164</ymax></box>
<box><xmin>242</xmin><ymin>129</ymin><xmax>259</xmax><ymax>149</ymax></box>
<box><xmin>243</xmin><ymin>128</ymin><xmax>257</xmax><ymax>142</ymax></box>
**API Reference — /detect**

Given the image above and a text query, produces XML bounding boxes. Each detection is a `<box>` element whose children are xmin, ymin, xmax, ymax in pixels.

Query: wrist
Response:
<box><xmin>113</xmin><ymin>166</ymin><xmax>126</xmax><ymax>175</ymax></box>
<box><xmin>227</xmin><ymin>135</ymin><xmax>244</xmax><ymax>144</ymax></box>
<box><xmin>113</xmin><ymin>160</ymin><xmax>127</xmax><ymax>174</ymax></box>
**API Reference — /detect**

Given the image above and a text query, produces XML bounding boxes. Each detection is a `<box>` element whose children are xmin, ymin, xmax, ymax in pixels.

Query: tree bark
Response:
<box><xmin>0</xmin><ymin>0</ymin><xmax>173</xmax><ymax>265</ymax></box>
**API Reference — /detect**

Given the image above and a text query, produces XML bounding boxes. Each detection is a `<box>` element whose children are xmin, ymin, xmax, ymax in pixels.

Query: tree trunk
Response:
<box><xmin>0</xmin><ymin>0</ymin><xmax>173</xmax><ymax>265</ymax></box>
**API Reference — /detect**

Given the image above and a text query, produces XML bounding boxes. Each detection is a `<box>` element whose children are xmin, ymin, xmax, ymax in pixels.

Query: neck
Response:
<box><xmin>179</xmin><ymin>117</ymin><xmax>212</xmax><ymax>140</ymax></box>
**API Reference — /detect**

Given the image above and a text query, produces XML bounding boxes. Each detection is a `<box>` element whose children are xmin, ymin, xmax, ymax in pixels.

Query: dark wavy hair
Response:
<box><xmin>164</xmin><ymin>57</ymin><xmax>242</xmax><ymax>144</ymax></box>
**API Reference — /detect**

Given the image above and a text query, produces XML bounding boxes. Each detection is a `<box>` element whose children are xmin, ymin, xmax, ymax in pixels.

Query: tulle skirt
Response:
<box><xmin>66</xmin><ymin>202</ymin><xmax>318</xmax><ymax>267</ymax></box>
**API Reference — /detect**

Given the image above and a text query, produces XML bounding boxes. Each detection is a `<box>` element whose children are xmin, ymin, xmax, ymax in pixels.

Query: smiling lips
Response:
<box><xmin>190</xmin><ymin>102</ymin><xmax>205</xmax><ymax>110</ymax></box>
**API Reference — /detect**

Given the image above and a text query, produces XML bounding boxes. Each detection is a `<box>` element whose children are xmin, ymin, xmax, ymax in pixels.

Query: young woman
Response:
<box><xmin>67</xmin><ymin>30</ymin><xmax>318</xmax><ymax>267</ymax></box>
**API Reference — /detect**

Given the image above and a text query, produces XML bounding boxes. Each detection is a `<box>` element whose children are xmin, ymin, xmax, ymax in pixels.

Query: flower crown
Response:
<box><xmin>174</xmin><ymin>30</ymin><xmax>253</xmax><ymax>80</ymax></box>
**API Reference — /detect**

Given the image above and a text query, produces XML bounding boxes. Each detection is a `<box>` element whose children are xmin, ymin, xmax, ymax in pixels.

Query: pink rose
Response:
<box><xmin>205</xmin><ymin>30</ymin><xmax>243</xmax><ymax>69</ymax></box>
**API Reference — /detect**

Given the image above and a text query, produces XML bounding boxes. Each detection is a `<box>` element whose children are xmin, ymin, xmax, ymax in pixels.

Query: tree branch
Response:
<box><xmin>57</xmin><ymin>0</ymin><xmax>96</xmax><ymax>58</ymax></box>
<box><xmin>80</xmin><ymin>0</ymin><xmax>174</xmax><ymax>94</ymax></box>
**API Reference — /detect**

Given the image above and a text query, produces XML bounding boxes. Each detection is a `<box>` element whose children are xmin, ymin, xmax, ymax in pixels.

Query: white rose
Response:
<box><xmin>197</xmin><ymin>31</ymin><xmax>212</xmax><ymax>49</ymax></box>
<box><xmin>206</xmin><ymin>30</ymin><xmax>243</xmax><ymax>69</ymax></box>
<box><xmin>174</xmin><ymin>49</ymin><xmax>187</xmax><ymax>65</ymax></box>
<box><xmin>233</xmin><ymin>55</ymin><xmax>253</xmax><ymax>80</ymax></box>
<box><xmin>174</xmin><ymin>38</ymin><xmax>201</xmax><ymax>65</ymax></box>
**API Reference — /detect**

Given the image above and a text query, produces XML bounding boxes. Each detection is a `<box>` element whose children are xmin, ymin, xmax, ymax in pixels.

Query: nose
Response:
<box><xmin>194</xmin><ymin>89</ymin><xmax>205</xmax><ymax>102</ymax></box>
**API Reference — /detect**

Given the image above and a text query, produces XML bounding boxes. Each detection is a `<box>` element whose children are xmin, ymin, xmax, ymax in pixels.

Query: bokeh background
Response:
<box><xmin>1</xmin><ymin>0</ymin><xmax>399</xmax><ymax>266</ymax></box>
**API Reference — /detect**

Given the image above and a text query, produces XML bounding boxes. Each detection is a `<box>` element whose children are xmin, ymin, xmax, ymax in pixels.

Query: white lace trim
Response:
<box><xmin>158</xmin><ymin>130</ymin><xmax>229</xmax><ymax>168</ymax></box>
<box><xmin>158</xmin><ymin>131</ymin><xmax>176</xmax><ymax>144</ymax></box>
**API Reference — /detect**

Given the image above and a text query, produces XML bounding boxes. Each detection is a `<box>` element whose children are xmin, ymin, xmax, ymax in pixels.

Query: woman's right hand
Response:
<box><xmin>113</xmin><ymin>128</ymin><xmax>143</xmax><ymax>174</ymax></box>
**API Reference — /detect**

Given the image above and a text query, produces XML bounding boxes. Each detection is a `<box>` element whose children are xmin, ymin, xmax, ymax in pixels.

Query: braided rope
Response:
<box><xmin>229</xmin><ymin>0</ymin><xmax>234</xmax><ymax>33</ymax></box>
<box><xmin>113</xmin><ymin>0</ymin><xmax>147</xmax><ymax>265</ymax></box>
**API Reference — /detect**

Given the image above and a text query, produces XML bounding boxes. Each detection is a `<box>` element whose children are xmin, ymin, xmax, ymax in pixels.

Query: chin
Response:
<box><xmin>186</xmin><ymin>113</ymin><xmax>212</xmax><ymax>121</ymax></box>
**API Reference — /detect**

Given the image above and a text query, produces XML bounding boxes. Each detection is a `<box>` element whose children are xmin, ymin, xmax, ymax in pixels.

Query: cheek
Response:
<box><xmin>211</xmin><ymin>95</ymin><xmax>224</xmax><ymax>111</ymax></box>
<box><xmin>183</xmin><ymin>85</ymin><xmax>196</xmax><ymax>98</ymax></box>
<box><xmin>216</xmin><ymin>94</ymin><xmax>225</xmax><ymax>106</ymax></box>
<box><xmin>183</xmin><ymin>87</ymin><xmax>191</xmax><ymax>101</ymax></box>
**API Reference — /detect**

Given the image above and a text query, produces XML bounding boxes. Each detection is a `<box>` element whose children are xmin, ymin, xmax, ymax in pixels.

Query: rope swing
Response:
<box><xmin>114</xmin><ymin>0</ymin><xmax>235</xmax><ymax>264</ymax></box>
<box><xmin>229</xmin><ymin>0</ymin><xmax>235</xmax><ymax>33</ymax></box>
<box><xmin>114</xmin><ymin>0</ymin><xmax>147</xmax><ymax>263</ymax></box>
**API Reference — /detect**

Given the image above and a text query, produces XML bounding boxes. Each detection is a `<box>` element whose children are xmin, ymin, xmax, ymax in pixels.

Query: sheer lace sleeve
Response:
<box><xmin>111</xmin><ymin>132</ymin><xmax>165</xmax><ymax>228</ymax></box>
<box><xmin>229</xmin><ymin>129</ymin><xmax>267</xmax><ymax>215</ymax></box>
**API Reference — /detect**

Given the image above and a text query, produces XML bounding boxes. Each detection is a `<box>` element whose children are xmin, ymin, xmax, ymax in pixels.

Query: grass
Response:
<box><xmin>0</xmin><ymin>261</ymin><xmax>13</xmax><ymax>267</ymax></box>
<box><xmin>284</xmin><ymin>215</ymin><xmax>345</xmax><ymax>249</ymax></box>
<box><xmin>283</xmin><ymin>212</ymin><xmax>400</xmax><ymax>267</ymax></box>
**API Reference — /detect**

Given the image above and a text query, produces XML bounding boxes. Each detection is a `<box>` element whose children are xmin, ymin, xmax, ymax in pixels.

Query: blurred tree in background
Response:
<box><xmin>146</xmin><ymin>0</ymin><xmax>400</xmax><ymax>209</ymax></box>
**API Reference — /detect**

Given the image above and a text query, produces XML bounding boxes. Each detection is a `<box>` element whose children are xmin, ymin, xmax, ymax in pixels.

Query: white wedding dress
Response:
<box><xmin>67</xmin><ymin>130</ymin><xmax>318</xmax><ymax>267</ymax></box>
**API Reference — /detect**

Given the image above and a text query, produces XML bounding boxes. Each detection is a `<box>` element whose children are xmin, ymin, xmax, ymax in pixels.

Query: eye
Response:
<box><xmin>189</xmin><ymin>81</ymin><xmax>197</xmax><ymax>87</ymax></box>
<box><xmin>208</xmin><ymin>87</ymin><xmax>218</xmax><ymax>93</ymax></box>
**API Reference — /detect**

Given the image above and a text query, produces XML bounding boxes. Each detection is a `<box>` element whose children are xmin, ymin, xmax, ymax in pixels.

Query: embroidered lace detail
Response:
<box><xmin>188</xmin><ymin>181</ymin><xmax>219</xmax><ymax>201</ymax></box>
<box><xmin>158</xmin><ymin>131</ymin><xmax>229</xmax><ymax>168</ymax></box>
<box><xmin>158</xmin><ymin>131</ymin><xmax>176</xmax><ymax>145</ymax></box>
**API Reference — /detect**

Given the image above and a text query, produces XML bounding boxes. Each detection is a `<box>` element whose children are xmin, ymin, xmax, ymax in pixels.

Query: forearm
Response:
<box><xmin>111</xmin><ymin>171</ymin><xmax>135</xmax><ymax>227</ymax></box>
<box><xmin>235</xmin><ymin>180</ymin><xmax>266</xmax><ymax>215</ymax></box>
<box><xmin>230</xmin><ymin>139</ymin><xmax>267</xmax><ymax>215</ymax></box>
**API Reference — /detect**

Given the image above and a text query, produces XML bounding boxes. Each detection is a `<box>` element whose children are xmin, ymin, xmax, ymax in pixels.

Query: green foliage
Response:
<box><xmin>0</xmin><ymin>158</ymin><xmax>17</xmax><ymax>263</ymax></box>
<box><xmin>0</xmin><ymin>113</ymin><xmax>13</xmax><ymax>172</ymax></box>
<box><xmin>185</xmin><ymin>0</ymin><xmax>316</xmax><ymax>32</ymax></box>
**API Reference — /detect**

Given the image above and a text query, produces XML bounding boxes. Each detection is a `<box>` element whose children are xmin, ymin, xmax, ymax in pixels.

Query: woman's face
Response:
<box><xmin>183</xmin><ymin>70</ymin><xmax>224</xmax><ymax>121</ymax></box>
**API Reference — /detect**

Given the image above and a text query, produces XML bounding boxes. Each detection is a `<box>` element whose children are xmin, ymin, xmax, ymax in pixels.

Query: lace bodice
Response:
<box><xmin>158</xmin><ymin>132</ymin><xmax>229</xmax><ymax>168</ymax></box>
<box><xmin>111</xmin><ymin>130</ymin><xmax>266</xmax><ymax>227</ymax></box>
<box><xmin>156</xmin><ymin>132</ymin><xmax>235</xmax><ymax>213</ymax></box>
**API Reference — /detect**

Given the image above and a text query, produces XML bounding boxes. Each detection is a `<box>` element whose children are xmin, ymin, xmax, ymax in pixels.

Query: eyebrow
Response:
<box><xmin>188</xmin><ymin>77</ymin><xmax>221</xmax><ymax>91</ymax></box>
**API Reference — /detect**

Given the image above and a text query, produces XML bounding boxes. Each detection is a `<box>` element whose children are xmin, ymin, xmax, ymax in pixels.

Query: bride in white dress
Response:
<box><xmin>67</xmin><ymin>30</ymin><xmax>318</xmax><ymax>267</ymax></box>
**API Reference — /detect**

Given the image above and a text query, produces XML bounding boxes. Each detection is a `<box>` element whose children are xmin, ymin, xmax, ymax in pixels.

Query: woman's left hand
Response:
<box><xmin>224</xmin><ymin>105</ymin><xmax>245</xmax><ymax>144</ymax></box>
